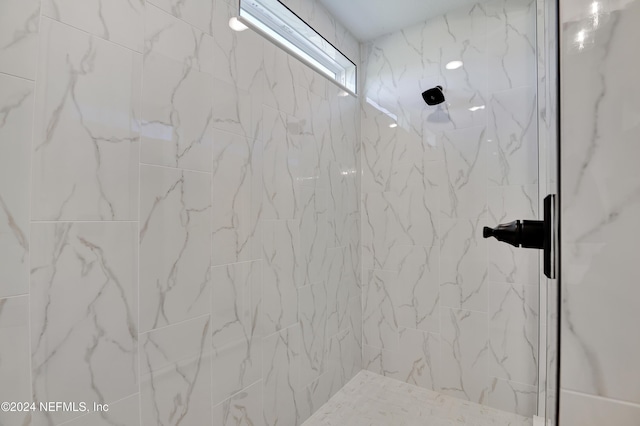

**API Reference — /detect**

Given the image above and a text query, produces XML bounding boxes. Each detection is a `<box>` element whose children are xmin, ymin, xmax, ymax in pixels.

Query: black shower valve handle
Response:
<box><xmin>483</xmin><ymin>220</ymin><xmax>544</xmax><ymax>250</ymax></box>
<box><xmin>483</xmin><ymin>221</ymin><xmax>521</xmax><ymax>247</ymax></box>
<box><xmin>483</xmin><ymin>195</ymin><xmax>555</xmax><ymax>279</ymax></box>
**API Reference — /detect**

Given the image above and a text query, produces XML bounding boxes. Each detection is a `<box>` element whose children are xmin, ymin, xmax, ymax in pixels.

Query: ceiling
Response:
<box><xmin>317</xmin><ymin>0</ymin><xmax>483</xmax><ymax>41</ymax></box>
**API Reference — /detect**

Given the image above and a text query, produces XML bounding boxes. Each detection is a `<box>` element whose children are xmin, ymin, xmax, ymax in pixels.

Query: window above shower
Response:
<box><xmin>238</xmin><ymin>0</ymin><xmax>357</xmax><ymax>95</ymax></box>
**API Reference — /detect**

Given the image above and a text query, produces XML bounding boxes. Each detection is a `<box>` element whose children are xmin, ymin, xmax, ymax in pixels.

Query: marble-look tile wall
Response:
<box><xmin>0</xmin><ymin>0</ymin><xmax>361</xmax><ymax>424</ymax></box>
<box><xmin>360</xmin><ymin>0</ymin><xmax>540</xmax><ymax>417</ymax></box>
<box><xmin>559</xmin><ymin>0</ymin><xmax>640</xmax><ymax>424</ymax></box>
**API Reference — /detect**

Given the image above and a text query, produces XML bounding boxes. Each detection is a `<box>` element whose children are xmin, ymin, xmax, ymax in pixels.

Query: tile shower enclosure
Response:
<box><xmin>0</xmin><ymin>0</ymin><xmax>539</xmax><ymax>425</ymax></box>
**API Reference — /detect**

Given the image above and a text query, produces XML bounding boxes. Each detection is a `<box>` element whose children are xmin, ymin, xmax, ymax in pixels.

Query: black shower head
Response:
<box><xmin>422</xmin><ymin>86</ymin><xmax>445</xmax><ymax>106</ymax></box>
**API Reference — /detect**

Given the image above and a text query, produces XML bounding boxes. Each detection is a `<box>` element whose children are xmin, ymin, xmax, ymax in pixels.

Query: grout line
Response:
<box><xmin>0</xmin><ymin>70</ymin><xmax>35</xmax><ymax>82</ymax></box>
<box><xmin>261</xmin><ymin>321</ymin><xmax>301</xmax><ymax>341</ymax></box>
<box><xmin>145</xmin><ymin>1</ymin><xmax>215</xmax><ymax>38</ymax></box>
<box><xmin>139</xmin><ymin>162</ymin><xmax>213</xmax><ymax>175</ymax></box>
<box><xmin>25</xmin><ymin>0</ymin><xmax>43</xmax><ymax>415</ymax></box>
<box><xmin>213</xmin><ymin>378</ymin><xmax>263</xmax><ymax>409</ymax></box>
<box><xmin>55</xmin><ymin>392</ymin><xmax>141</xmax><ymax>425</ymax></box>
<box><xmin>39</xmin><ymin>14</ymin><xmax>144</xmax><ymax>55</ymax></box>
<box><xmin>138</xmin><ymin>312</ymin><xmax>212</xmax><ymax>336</ymax></box>
<box><xmin>137</xmin><ymin>5</ymin><xmax>144</xmax><ymax>423</ymax></box>
<box><xmin>488</xmin><ymin>375</ymin><xmax>539</xmax><ymax>389</ymax></box>
<box><xmin>562</xmin><ymin>389</ymin><xmax>640</xmax><ymax>409</ymax></box>
<box><xmin>30</xmin><ymin>220</ymin><xmax>139</xmax><ymax>224</ymax></box>
<box><xmin>0</xmin><ymin>293</ymin><xmax>30</xmax><ymax>301</ymax></box>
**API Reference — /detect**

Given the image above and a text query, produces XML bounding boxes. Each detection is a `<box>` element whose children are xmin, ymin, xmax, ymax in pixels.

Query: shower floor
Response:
<box><xmin>303</xmin><ymin>370</ymin><xmax>533</xmax><ymax>426</ymax></box>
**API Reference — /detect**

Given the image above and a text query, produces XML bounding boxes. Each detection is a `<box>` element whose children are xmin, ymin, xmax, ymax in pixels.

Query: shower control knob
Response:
<box><xmin>483</xmin><ymin>194</ymin><xmax>556</xmax><ymax>279</ymax></box>
<box><xmin>483</xmin><ymin>220</ymin><xmax>544</xmax><ymax>249</ymax></box>
<box><xmin>483</xmin><ymin>221</ymin><xmax>521</xmax><ymax>247</ymax></box>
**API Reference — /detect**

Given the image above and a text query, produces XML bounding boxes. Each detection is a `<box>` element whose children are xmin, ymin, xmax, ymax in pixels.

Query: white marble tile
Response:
<box><xmin>262</xmin><ymin>106</ymin><xmax>302</xmax><ymax>220</ymax></box>
<box><xmin>0</xmin><ymin>296</ymin><xmax>31</xmax><ymax>426</ymax></box>
<box><xmin>560</xmin><ymin>0</ymin><xmax>640</xmax><ymax>408</ymax></box>
<box><xmin>438</xmin><ymin>52</ymin><xmax>489</xmax><ymax>132</ymax></box>
<box><xmin>487</xmin><ymin>173</ymin><xmax>538</xmax><ymax>226</ymax></box>
<box><xmin>30</xmin><ymin>223</ymin><xmax>138</xmax><ymax>426</ymax></box>
<box><xmin>213</xmin><ymin>76</ymin><xmax>262</xmax><ymax>141</ymax></box>
<box><xmin>299</xmin><ymin>187</ymin><xmax>330</xmax><ymax>287</ymax></box>
<box><xmin>560</xmin><ymin>391</ymin><xmax>640</xmax><ymax>426</ymax></box>
<box><xmin>212</xmin><ymin>0</ymin><xmax>265</xmax><ymax>93</ymax></box>
<box><xmin>141</xmin><ymin>50</ymin><xmax>213</xmax><ymax>172</ymax></box>
<box><xmin>346</xmin><ymin>296</ymin><xmax>363</xmax><ymax>372</ymax></box>
<box><xmin>61</xmin><ymin>394</ymin><xmax>140</xmax><ymax>426</ymax></box>
<box><xmin>141</xmin><ymin>4</ymin><xmax>214</xmax><ymax>172</ymax></box>
<box><xmin>262</xmin><ymin>220</ymin><xmax>301</xmax><ymax>334</ymax></box>
<box><xmin>139</xmin><ymin>165</ymin><xmax>211</xmax><ymax>332</ymax></box>
<box><xmin>299</xmin><ymin>281</ymin><xmax>328</xmax><ymax>388</ymax></box>
<box><xmin>363</xmin><ymin>269</ymin><xmax>398</xmax><ymax>352</ymax></box>
<box><xmin>326</xmin><ymin>326</ymin><xmax>361</xmax><ymax>398</ymax></box>
<box><xmin>32</xmin><ymin>18</ymin><xmax>141</xmax><ymax>221</ymax></box>
<box><xmin>0</xmin><ymin>0</ymin><xmax>40</xmax><ymax>80</ymax></box>
<box><xmin>362</xmin><ymin>190</ymin><xmax>439</xmax><ymax>271</ymax></box>
<box><xmin>140</xmin><ymin>315</ymin><xmax>212</xmax><ymax>426</ymax></box>
<box><xmin>0</xmin><ymin>74</ymin><xmax>33</xmax><ymax>298</ymax></box>
<box><xmin>212</xmin><ymin>380</ymin><xmax>264</xmax><ymax>426</ymax></box>
<box><xmin>440</xmin><ymin>126</ymin><xmax>488</xmax><ymax>220</ymax></box>
<box><xmin>440</xmin><ymin>307</ymin><xmax>489</xmax><ymax>404</ymax></box>
<box><xmin>364</xmin><ymin>344</ymin><xmax>400</xmax><ymax>383</ymax></box>
<box><xmin>263</xmin><ymin>42</ymin><xmax>298</xmax><ymax>117</ymax></box>
<box><xmin>486</xmin><ymin>185</ymin><xmax>539</xmax><ymax>285</ymax></box>
<box><xmin>210</xmin><ymin>260</ymin><xmax>262</xmax><ymax>406</ymax></box>
<box><xmin>148</xmin><ymin>0</ymin><xmax>214</xmax><ymax>35</ymax></box>
<box><xmin>263</xmin><ymin>324</ymin><xmax>303</xmax><ymax>426</ymax></box>
<box><xmin>299</xmin><ymin>371</ymin><xmax>333</xmax><ymax>423</ymax></box>
<box><xmin>392</xmin><ymin>246</ymin><xmax>440</xmax><ymax>333</ymax></box>
<box><xmin>361</xmin><ymin>105</ymin><xmax>441</xmax><ymax>195</ymax></box>
<box><xmin>439</xmin><ymin>218</ymin><xmax>488</xmax><ymax>313</ymax></box>
<box><xmin>42</xmin><ymin>0</ymin><xmax>145</xmax><ymax>52</ymax></box>
<box><xmin>298</xmin><ymin>93</ymin><xmax>330</xmax><ymax>191</ymax></box>
<box><xmin>325</xmin><ymin>247</ymin><xmax>356</xmax><ymax>338</ymax></box>
<box><xmin>361</xmin><ymin>0</ymin><xmax>539</xmax><ymax>417</ymax></box>
<box><xmin>212</xmin><ymin>130</ymin><xmax>262</xmax><ymax>265</ymax></box>
<box><xmin>440</xmin><ymin>255</ymin><xmax>488</xmax><ymax>314</ymax></box>
<box><xmin>360</xmin><ymin>104</ymin><xmax>396</xmax><ymax>194</ymax></box>
<box><xmin>144</xmin><ymin>4</ymin><xmax>213</xmax><ymax>74</ymax></box>
<box><xmin>486</xmin><ymin>0</ymin><xmax>537</xmax><ymax>93</ymax></box>
<box><xmin>489</xmin><ymin>282</ymin><xmax>538</xmax><ymax>386</ymax></box>
<box><xmin>396</xmin><ymin>328</ymin><xmax>440</xmax><ymax>391</ymax></box>
<box><xmin>487</xmin><ymin>87</ymin><xmax>538</xmax><ymax>187</ymax></box>
<box><xmin>487</xmin><ymin>377</ymin><xmax>537</xmax><ymax>418</ymax></box>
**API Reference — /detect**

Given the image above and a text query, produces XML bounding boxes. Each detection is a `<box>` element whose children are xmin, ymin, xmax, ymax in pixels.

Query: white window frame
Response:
<box><xmin>238</xmin><ymin>0</ymin><xmax>357</xmax><ymax>96</ymax></box>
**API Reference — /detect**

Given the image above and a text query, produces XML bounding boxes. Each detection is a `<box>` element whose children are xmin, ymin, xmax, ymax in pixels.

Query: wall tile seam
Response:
<box><xmin>0</xmin><ymin>70</ymin><xmax>35</xmax><ymax>82</ymax></box>
<box><xmin>38</xmin><ymin>14</ymin><xmax>145</xmax><ymax>55</ymax></box>
<box><xmin>261</xmin><ymin>321</ymin><xmax>301</xmax><ymax>341</ymax></box>
<box><xmin>138</xmin><ymin>312</ymin><xmax>212</xmax><ymax>336</ymax></box>
<box><xmin>0</xmin><ymin>294</ymin><xmax>30</xmax><ymax>301</ymax></box>
<box><xmin>211</xmin><ymin>259</ymin><xmax>263</xmax><ymax>268</ymax></box>
<box><xmin>145</xmin><ymin>1</ymin><xmax>215</xmax><ymax>38</ymax></box>
<box><xmin>487</xmin><ymin>84</ymin><xmax>539</xmax><ymax>96</ymax></box>
<box><xmin>29</xmin><ymin>220</ymin><xmax>140</xmax><ymax>224</ymax></box>
<box><xmin>140</xmin><ymin>162</ymin><xmax>214</xmax><ymax>176</ymax></box>
<box><xmin>212</xmin><ymin>127</ymin><xmax>261</xmax><ymax>143</ymax></box>
<box><xmin>486</xmin><ymin>280</ymin><xmax>541</xmax><ymax>287</ymax></box>
<box><xmin>213</xmin><ymin>378</ymin><xmax>264</xmax><ymax>407</ymax></box>
<box><xmin>560</xmin><ymin>389</ymin><xmax>640</xmax><ymax>409</ymax></box>
<box><xmin>488</xmin><ymin>376</ymin><xmax>539</xmax><ymax>388</ymax></box>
